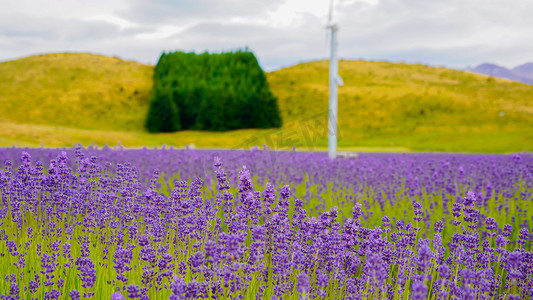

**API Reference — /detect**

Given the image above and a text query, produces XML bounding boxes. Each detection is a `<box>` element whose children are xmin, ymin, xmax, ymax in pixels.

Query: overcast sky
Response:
<box><xmin>1</xmin><ymin>0</ymin><xmax>532</xmax><ymax>71</ymax></box>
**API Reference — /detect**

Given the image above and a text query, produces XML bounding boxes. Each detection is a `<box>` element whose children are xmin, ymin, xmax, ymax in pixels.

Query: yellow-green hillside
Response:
<box><xmin>0</xmin><ymin>53</ymin><xmax>153</xmax><ymax>131</ymax></box>
<box><xmin>0</xmin><ymin>53</ymin><xmax>532</xmax><ymax>152</ymax></box>
<box><xmin>270</xmin><ymin>60</ymin><xmax>533</xmax><ymax>152</ymax></box>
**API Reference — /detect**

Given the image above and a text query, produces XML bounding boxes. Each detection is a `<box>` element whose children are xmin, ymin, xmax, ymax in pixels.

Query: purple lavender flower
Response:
<box><xmin>485</xmin><ymin>217</ymin><xmax>498</xmax><ymax>231</ymax></box>
<box><xmin>110</xmin><ymin>292</ymin><xmax>125</xmax><ymax>300</ymax></box>
<box><xmin>44</xmin><ymin>289</ymin><xmax>61</xmax><ymax>300</ymax></box>
<box><xmin>138</xmin><ymin>234</ymin><xmax>150</xmax><ymax>247</ymax></box>
<box><xmin>69</xmin><ymin>290</ymin><xmax>80</xmax><ymax>300</ymax></box>
<box><xmin>363</xmin><ymin>252</ymin><xmax>389</xmax><ymax>287</ymax></box>
<box><xmin>464</xmin><ymin>191</ymin><xmax>476</xmax><ymax>206</ymax></box>
<box><xmin>296</xmin><ymin>273</ymin><xmax>310</xmax><ymax>294</ymax></box>
<box><xmin>452</xmin><ymin>202</ymin><xmax>463</xmax><ymax>218</ymax></box>
<box><xmin>127</xmin><ymin>284</ymin><xmax>141</xmax><ymax>298</ymax></box>
<box><xmin>518</xmin><ymin>228</ymin><xmax>529</xmax><ymax>246</ymax></box>
<box><xmin>411</xmin><ymin>280</ymin><xmax>427</xmax><ymax>300</ymax></box>
<box><xmin>188</xmin><ymin>251</ymin><xmax>205</xmax><ymax>269</ymax></box>
<box><xmin>438</xmin><ymin>264</ymin><xmax>450</xmax><ymax>279</ymax></box>
<box><xmin>75</xmin><ymin>257</ymin><xmax>96</xmax><ymax>288</ymax></box>
<box><xmin>505</xmin><ymin>250</ymin><xmax>524</xmax><ymax>280</ymax></box>
<box><xmin>352</xmin><ymin>203</ymin><xmax>363</xmax><ymax>221</ymax></box>
<box><xmin>263</xmin><ymin>183</ymin><xmax>276</xmax><ymax>205</ymax></box>
<box><xmin>8</xmin><ymin>283</ymin><xmax>19</xmax><ymax>299</ymax></box>
<box><xmin>316</xmin><ymin>273</ymin><xmax>329</xmax><ymax>288</ymax></box>
<box><xmin>502</xmin><ymin>224</ymin><xmax>513</xmax><ymax>237</ymax></box>
<box><xmin>434</xmin><ymin>220</ymin><xmax>444</xmax><ymax>232</ymax></box>
<box><xmin>416</xmin><ymin>239</ymin><xmax>432</xmax><ymax>275</ymax></box>
<box><xmin>170</xmin><ymin>277</ymin><xmax>187</xmax><ymax>299</ymax></box>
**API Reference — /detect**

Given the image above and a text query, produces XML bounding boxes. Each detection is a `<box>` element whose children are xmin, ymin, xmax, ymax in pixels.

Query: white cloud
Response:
<box><xmin>1</xmin><ymin>0</ymin><xmax>533</xmax><ymax>69</ymax></box>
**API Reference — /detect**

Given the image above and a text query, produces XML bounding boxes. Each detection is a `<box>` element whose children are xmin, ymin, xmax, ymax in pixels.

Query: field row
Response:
<box><xmin>0</xmin><ymin>147</ymin><xmax>531</xmax><ymax>299</ymax></box>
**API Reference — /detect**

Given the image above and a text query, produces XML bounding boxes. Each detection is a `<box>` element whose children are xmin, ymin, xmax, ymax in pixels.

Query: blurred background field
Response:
<box><xmin>0</xmin><ymin>53</ymin><xmax>532</xmax><ymax>152</ymax></box>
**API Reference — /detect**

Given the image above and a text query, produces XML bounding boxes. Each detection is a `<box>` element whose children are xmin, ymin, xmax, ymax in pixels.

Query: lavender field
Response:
<box><xmin>0</xmin><ymin>146</ymin><xmax>532</xmax><ymax>299</ymax></box>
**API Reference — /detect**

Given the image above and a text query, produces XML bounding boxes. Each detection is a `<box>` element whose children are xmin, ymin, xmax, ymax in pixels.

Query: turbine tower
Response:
<box><xmin>327</xmin><ymin>0</ymin><xmax>343</xmax><ymax>159</ymax></box>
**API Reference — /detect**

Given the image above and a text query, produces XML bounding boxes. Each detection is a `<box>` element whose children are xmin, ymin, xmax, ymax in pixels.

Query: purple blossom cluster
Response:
<box><xmin>0</xmin><ymin>147</ymin><xmax>531</xmax><ymax>299</ymax></box>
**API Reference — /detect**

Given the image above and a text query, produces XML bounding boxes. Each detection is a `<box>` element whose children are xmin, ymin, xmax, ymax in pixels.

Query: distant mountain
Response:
<box><xmin>467</xmin><ymin>62</ymin><xmax>533</xmax><ymax>84</ymax></box>
<box><xmin>512</xmin><ymin>63</ymin><xmax>533</xmax><ymax>81</ymax></box>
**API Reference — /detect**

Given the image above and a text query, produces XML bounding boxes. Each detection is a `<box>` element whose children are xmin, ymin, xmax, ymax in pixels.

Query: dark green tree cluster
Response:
<box><xmin>146</xmin><ymin>50</ymin><xmax>282</xmax><ymax>132</ymax></box>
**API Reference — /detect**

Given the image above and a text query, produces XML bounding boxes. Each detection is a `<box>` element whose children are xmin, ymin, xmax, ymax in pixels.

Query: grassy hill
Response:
<box><xmin>0</xmin><ymin>53</ymin><xmax>153</xmax><ymax>131</ymax></box>
<box><xmin>270</xmin><ymin>60</ymin><xmax>533</xmax><ymax>152</ymax></box>
<box><xmin>0</xmin><ymin>53</ymin><xmax>532</xmax><ymax>152</ymax></box>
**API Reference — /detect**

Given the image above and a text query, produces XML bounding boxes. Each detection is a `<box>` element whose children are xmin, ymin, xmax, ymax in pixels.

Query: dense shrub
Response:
<box><xmin>145</xmin><ymin>86</ymin><xmax>180</xmax><ymax>132</ymax></box>
<box><xmin>146</xmin><ymin>50</ymin><xmax>282</xmax><ymax>132</ymax></box>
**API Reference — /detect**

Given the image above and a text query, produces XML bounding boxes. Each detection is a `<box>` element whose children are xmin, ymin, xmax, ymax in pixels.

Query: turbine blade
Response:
<box><xmin>328</xmin><ymin>0</ymin><xmax>334</xmax><ymax>26</ymax></box>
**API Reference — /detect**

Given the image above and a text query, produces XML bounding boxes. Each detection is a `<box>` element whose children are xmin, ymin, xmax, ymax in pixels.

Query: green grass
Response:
<box><xmin>0</xmin><ymin>53</ymin><xmax>532</xmax><ymax>152</ymax></box>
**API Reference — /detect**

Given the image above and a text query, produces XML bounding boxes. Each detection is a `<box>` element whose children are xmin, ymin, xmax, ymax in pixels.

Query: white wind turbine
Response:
<box><xmin>327</xmin><ymin>0</ymin><xmax>343</xmax><ymax>159</ymax></box>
